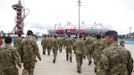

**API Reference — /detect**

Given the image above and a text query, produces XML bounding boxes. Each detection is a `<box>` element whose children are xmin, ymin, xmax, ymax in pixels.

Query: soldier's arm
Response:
<box><xmin>126</xmin><ymin>51</ymin><xmax>133</xmax><ymax>75</ymax></box>
<box><xmin>97</xmin><ymin>51</ymin><xmax>109</xmax><ymax>75</ymax></box>
<box><xmin>82</xmin><ymin>41</ymin><xmax>87</xmax><ymax>56</ymax></box>
<box><xmin>72</xmin><ymin>43</ymin><xmax>76</xmax><ymax>54</ymax></box>
<box><xmin>32</xmin><ymin>41</ymin><xmax>41</xmax><ymax>61</ymax></box>
<box><xmin>12</xmin><ymin>48</ymin><xmax>22</xmax><ymax>68</ymax></box>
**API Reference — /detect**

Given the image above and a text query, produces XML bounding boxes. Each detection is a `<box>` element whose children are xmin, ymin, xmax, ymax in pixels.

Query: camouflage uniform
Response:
<box><xmin>46</xmin><ymin>36</ymin><xmax>53</xmax><ymax>55</ymax></box>
<box><xmin>21</xmin><ymin>36</ymin><xmax>41</xmax><ymax>75</ymax></box>
<box><xmin>73</xmin><ymin>38</ymin><xmax>86</xmax><ymax>73</ymax></box>
<box><xmin>84</xmin><ymin>36</ymin><xmax>96</xmax><ymax>65</ymax></box>
<box><xmin>57</xmin><ymin>37</ymin><xmax>63</xmax><ymax>52</ymax></box>
<box><xmin>41</xmin><ymin>36</ymin><xmax>48</xmax><ymax>55</ymax></box>
<box><xmin>92</xmin><ymin>39</ymin><xmax>106</xmax><ymax>72</ymax></box>
<box><xmin>14</xmin><ymin>37</ymin><xmax>23</xmax><ymax>57</ymax></box>
<box><xmin>52</xmin><ymin>37</ymin><xmax>59</xmax><ymax>63</ymax></box>
<box><xmin>65</xmin><ymin>37</ymin><xmax>74</xmax><ymax>62</ymax></box>
<box><xmin>0</xmin><ymin>44</ymin><xmax>21</xmax><ymax>75</ymax></box>
<box><xmin>97</xmin><ymin>43</ymin><xmax>133</xmax><ymax>75</ymax></box>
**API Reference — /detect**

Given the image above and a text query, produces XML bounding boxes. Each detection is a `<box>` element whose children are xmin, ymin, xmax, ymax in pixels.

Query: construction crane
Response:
<box><xmin>12</xmin><ymin>0</ymin><xmax>29</xmax><ymax>35</ymax></box>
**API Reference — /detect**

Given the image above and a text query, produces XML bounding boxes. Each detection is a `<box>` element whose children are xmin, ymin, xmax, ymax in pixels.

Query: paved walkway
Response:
<box><xmin>19</xmin><ymin>44</ymin><xmax>134</xmax><ymax>75</ymax></box>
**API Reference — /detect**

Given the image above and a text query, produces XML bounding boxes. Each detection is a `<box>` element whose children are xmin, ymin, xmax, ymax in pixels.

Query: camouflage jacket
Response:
<box><xmin>73</xmin><ymin>38</ymin><xmax>86</xmax><ymax>55</ymax></box>
<box><xmin>14</xmin><ymin>37</ymin><xmax>23</xmax><ymax>56</ymax></box>
<box><xmin>0</xmin><ymin>44</ymin><xmax>21</xmax><ymax>70</ymax></box>
<box><xmin>41</xmin><ymin>37</ymin><xmax>48</xmax><ymax>47</ymax></box>
<box><xmin>52</xmin><ymin>38</ymin><xmax>59</xmax><ymax>50</ymax></box>
<box><xmin>21</xmin><ymin>36</ymin><xmax>41</xmax><ymax>62</ymax></box>
<box><xmin>84</xmin><ymin>37</ymin><xmax>96</xmax><ymax>55</ymax></box>
<box><xmin>65</xmin><ymin>38</ymin><xmax>74</xmax><ymax>49</ymax></box>
<box><xmin>92</xmin><ymin>39</ymin><xmax>106</xmax><ymax>64</ymax></box>
<box><xmin>97</xmin><ymin>43</ymin><xmax>133</xmax><ymax>75</ymax></box>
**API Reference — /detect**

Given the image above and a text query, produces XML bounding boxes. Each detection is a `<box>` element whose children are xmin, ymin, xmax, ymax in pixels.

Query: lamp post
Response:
<box><xmin>78</xmin><ymin>0</ymin><xmax>81</xmax><ymax>37</ymax></box>
<box><xmin>130</xmin><ymin>27</ymin><xmax>132</xmax><ymax>34</ymax></box>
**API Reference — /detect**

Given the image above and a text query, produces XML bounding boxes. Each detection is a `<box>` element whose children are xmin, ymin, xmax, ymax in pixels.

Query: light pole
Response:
<box><xmin>54</xmin><ymin>24</ymin><xmax>57</xmax><ymax>29</ymax></box>
<box><xmin>78</xmin><ymin>0</ymin><xmax>81</xmax><ymax>36</ymax></box>
<box><xmin>129</xmin><ymin>27</ymin><xmax>132</xmax><ymax>34</ymax></box>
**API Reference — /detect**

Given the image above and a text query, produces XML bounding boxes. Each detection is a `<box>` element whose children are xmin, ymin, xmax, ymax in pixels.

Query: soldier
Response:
<box><xmin>21</xmin><ymin>30</ymin><xmax>41</xmax><ymax>75</ymax></box>
<box><xmin>97</xmin><ymin>30</ymin><xmax>133</xmax><ymax>75</ymax></box>
<box><xmin>46</xmin><ymin>35</ymin><xmax>53</xmax><ymax>55</ymax></box>
<box><xmin>120</xmin><ymin>39</ymin><xmax>125</xmax><ymax>47</ymax></box>
<box><xmin>57</xmin><ymin>37</ymin><xmax>63</xmax><ymax>53</ymax></box>
<box><xmin>84</xmin><ymin>35</ymin><xmax>96</xmax><ymax>65</ymax></box>
<box><xmin>0</xmin><ymin>37</ymin><xmax>22</xmax><ymax>75</ymax></box>
<box><xmin>73</xmin><ymin>36</ymin><xmax>86</xmax><ymax>73</ymax></box>
<box><xmin>41</xmin><ymin>35</ymin><xmax>48</xmax><ymax>55</ymax></box>
<box><xmin>91</xmin><ymin>35</ymin><xmax>106</xmax><ymax>72</ymax></box>
<box><xmin>14</xmin><ymin>31</ymin><xmax>23</xmax><ymax>57</ymax></box>
<box><xmin>65</xmin><ymin>35</ymin><xmax>74</xmax><ymax>62</ymax></box>
<box><xmin>51</xmin><ymin>35</ymin><xmax>59</xmax><ymax>63</ymax></box>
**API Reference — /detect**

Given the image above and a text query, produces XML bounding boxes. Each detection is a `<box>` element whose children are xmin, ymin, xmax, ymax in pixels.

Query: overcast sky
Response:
<box><xmin>0</xmin><ymin>0</ymin><xmax>134</xmax><ymax>34</ymax></box>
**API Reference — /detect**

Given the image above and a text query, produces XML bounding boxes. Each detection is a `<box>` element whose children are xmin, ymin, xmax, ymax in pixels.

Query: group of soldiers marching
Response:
<box><xmin>0</xmin><ymin>30</ymin><xmax>133</xmax><ymax>75</ymax></box>
<box><xmin>0</xmin><ymin>30</ymin><xmax>41</xmax><ymax>75</ymax></box>
<box><xmin>41</xmin><ymin>30</ymin><xmax>133</xmax><ymax>75</ymax></box>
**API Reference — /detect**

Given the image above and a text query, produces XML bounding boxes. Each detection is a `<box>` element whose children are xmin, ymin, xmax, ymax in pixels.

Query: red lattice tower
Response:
<box><xmin>12</xmin><ymin>0</ymin><xmax>29</xmax><ymax>35</ymax></box>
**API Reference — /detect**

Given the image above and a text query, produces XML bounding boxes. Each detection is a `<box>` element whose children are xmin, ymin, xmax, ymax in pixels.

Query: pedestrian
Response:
<box><xmin>21</xmin><ymin>30</ymin><xmax>41</xmax><ymax>75</ymax></box>
<box><xmin>84</xmin><ymin>36</ymin><xmax>96</xmax><ymax>65</ymax></box>
<box><xmin>51</xmin><ymin>35</ymin><xmax>59</xmax><ymax>63</ymax></box>
<box><xmin>73</xmin><ymin>36</ymin><xmax>86</xmax><ymax>73</ymax></box>
<box><xmin>91</xmin><ymin>34</ymin><xmax>106</xmax><ymax>72</ymax></box>
<box><xmin>65</xmin><ymin>35</ymin><xmax>73</xmax><ymax>62</ymax></box>
<box><xmin>41</xmin><ymin>34</ymin><xmax>48</xmax><ymax>55</ymax></box>
<box><xmin>14</xmin><ymin>31</ymin><xmax>23</xmax><ymax>57</ymax></box>
<box><xmin>120</xmin><ymin>40</ymin><xmax>125</xmax><ymax>47</ymax></box>
<box><xmin>0</xmin><ymin>37</ymin><xmax>22</xmax><ymax>75</ymax></box>
<box><xmin>97</xmin><ymin>30</ymin><xmax>133</xmax><ymax>75</ymax></box>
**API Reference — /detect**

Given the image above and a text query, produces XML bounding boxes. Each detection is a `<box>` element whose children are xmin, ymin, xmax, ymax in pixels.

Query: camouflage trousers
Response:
<box><xmin>59</xmin><ymin>45</ymin><xmax>62</xmax><ymax>52</ymax></box>
<box><xmin>23</xmin><ymin>61</ymin><xmax>36</xmax><ymax>75</ymax></box>
<box><xmin>65</xmin><ymin>48</ymin><xmax>72</xmax><ymax>62</ymax></box>
<box><xmin>87</xmin><ymin>53</ymin><xmax>92</xmax><ymax>65</ymax></box>
<box><xmin>42</xmin><ymin>46</ymin><xmax>47</xmax><ymax>55</ymax></box>
<box><xmin>87</xmin><ymin>53</ymin><xmax>92</xmax><ymax>60</ymax></box>
<box><xmin>47</xmin><ymin>46</ymin><xmax>52</xmax><ymax>55</ymax></box>
<box><xmin>52</xmin><ymin>49</ymin><xmax>58</xmax><ymax>63</ymax></box>
<box><xmin>0</xmin><ymin>66</ymin><xmax>19</xmax><ymax>75</ymax></box>
<box><xmin>75</xmin><ymin>54</ymin><xmax>84</xmax><ymax>72</ymax></box>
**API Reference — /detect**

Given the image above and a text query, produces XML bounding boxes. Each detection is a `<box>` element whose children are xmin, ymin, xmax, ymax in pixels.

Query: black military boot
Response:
<box><xmin>43</xmin><ymin>51</ymin><xmax>45</xmax><ymax>55</ymax></box>
<box><xmin>88</xmin><ymin>60</ymin><xmax>92</xmax><ymax>65</ymax></box>
<box><xmin>94</xmin><ymin>67</ymin><xmax>97</xmax><ymax>73</ymax></box>
<box><xmin>66</xmin><ymin>55</ymin><xmax>68</xmax><ymax>61</ymax></box>
<box><xmin>53</xmin><ymin>59</ymin><xmax>56</xmax><ymax>63</ymax></box>
<box><xmin>77</xmin><ymin>70</ymin><xmax>81</xmax><ymax>73</ymax></box>
<box><xmin>70</xmin><ymin>57</ymin><xmax>72</xmax><ymax>62</ymax></box>
<box><xmin>48</xmin><ymin>52</ymin><xmax>50</xmax><ymax>56</ymax></box>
